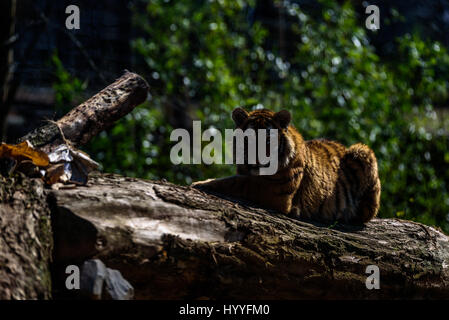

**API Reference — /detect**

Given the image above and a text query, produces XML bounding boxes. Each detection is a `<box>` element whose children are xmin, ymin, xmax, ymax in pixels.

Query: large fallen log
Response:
<box><xmin>48</xmin><ymin>173</ymin><xmax>449</xmax><ymax>299</ymax></box>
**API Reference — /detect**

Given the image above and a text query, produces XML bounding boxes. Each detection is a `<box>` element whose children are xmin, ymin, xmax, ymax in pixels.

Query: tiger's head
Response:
<box><xmin>231</xmin><ymin>107</ymin><xmax>298</xmax><ymax>176</ymax></box>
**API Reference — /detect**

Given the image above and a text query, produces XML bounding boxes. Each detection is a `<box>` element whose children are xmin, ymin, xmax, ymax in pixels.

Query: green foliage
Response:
<box><xmin>51</xmin><ymin>51</ymin><xmax>87</xmax><ymax>114</ymax></box>
<box><xmin>51</xmin><ymin>0</ymin><xmax>449</xmax><ymax>232</ymax></box>
<box><xmin>279</xmin><ymin>1</ymin><xmax>449</xmax><ymax>230</ymax></box>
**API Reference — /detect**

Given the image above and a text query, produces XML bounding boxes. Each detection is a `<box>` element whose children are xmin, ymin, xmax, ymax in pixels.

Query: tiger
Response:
<box><xmin>192</xmin><ymin>107</ymin><xmax>381</xmax><ymax>225</ymax></box>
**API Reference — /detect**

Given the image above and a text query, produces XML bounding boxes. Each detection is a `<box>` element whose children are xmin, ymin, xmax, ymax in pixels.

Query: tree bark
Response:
<box><xmin>0</xmin><ymin>71</ymin><xmax>148</xmax><ymax>299</ymax></box>
<box><xmin>0</xmin><ymin>175</ymin><xmax>52</xmax><ymax>299</ymax></box>
<box><xmin>47</xmin><ymin>173</ymin><xmax>449</xmax><ymax>299</ymax></box>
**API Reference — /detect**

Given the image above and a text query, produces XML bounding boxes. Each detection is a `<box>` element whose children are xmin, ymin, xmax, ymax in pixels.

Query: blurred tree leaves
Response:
<box><xmin>51</xmin><ymin>52</ymin><xmax>87</xmax><ymax>113</ymax></box>
<box><xmin>51</xmin><ymin>0</ymin><xmax>449</xmax><ymax>232</ymax></box>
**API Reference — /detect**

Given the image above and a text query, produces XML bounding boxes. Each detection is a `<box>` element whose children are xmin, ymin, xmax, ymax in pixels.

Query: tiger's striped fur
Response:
<box><xmin>192</xmin><ymin>108</ymin><xmax>381</xmax><ymax>224</ymax></box>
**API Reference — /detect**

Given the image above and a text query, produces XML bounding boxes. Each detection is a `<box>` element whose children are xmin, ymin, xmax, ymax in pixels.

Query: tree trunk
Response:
<box><xmin>0</xmin><ymin>175</ymin><xmax>52</xmax><ymax>299</ymax></box>
<box><xmin>47</xmin><ymin>173</ymin><xmax>449</xmax><ymax>299</ymax></box>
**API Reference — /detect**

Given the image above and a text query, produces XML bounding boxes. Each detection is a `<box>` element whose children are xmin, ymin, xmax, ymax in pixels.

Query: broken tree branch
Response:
<box><xmin>18</xmin><ymin>71</ymin><xmax>149</xmax><ymax>153</ymax></box>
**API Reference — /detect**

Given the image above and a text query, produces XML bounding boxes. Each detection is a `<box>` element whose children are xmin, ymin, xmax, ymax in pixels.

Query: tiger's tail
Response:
<box><xmin>343</xmin><ymin>143</ymin><xmax>381</xmax><ymax>223</ymax></box>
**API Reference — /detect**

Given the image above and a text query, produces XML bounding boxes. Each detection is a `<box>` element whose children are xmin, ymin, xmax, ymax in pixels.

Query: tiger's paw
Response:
<box><xmin>289</xmin><ymin>206</ymin><xmax>301</xmax><ymax>219</ymax></box>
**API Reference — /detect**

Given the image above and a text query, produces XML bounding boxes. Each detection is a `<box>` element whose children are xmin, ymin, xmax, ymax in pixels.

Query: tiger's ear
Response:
<box><xmin>273</xmin><ymin>110</ymin><xmax>291</xmax><ymax>129</ymax></box>
<box><xmin>232</xmin><ymin>107</ymin><xmax>249</xmax><ymax>127</ymax></box>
